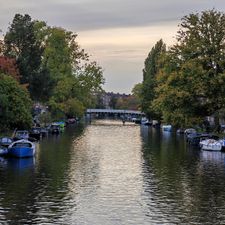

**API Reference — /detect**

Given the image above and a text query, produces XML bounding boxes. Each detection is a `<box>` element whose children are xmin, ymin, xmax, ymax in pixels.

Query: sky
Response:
<box><xmin>0</xmin><ymin>0</ymin><xmax>225</xmax><ymax>93</ymax></box>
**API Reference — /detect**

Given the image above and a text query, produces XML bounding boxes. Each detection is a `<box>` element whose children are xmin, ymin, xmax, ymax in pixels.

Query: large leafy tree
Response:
<box><xmin>0</xmin><ymin>73</ymin><xmax>32</xmax><ymax>130</ymax></box>
<box><xmin>47</xmin><ymin>28</ymin><xmax>104</xmax><ymax>110</ymax></box>
<box><xmin>3</xmin><ymin>14</ymin><xmax>43</xmax><ymax>97</ymax></box>
<box><xmin>49</xmin><ymin>63</ymin><xmax>104</xmax><ymax>120</ymax></box>
<box><xmin>30</xmin><ymin>20</ymin><xmax>50</xmax><ymax>100</ymax></box>
<box><xmin>44</xmin><ymin>27</ymin><xmax>104</xmax><ymax>119</ymax></box>
<box><xmin>42</xmin><ymin>27</ymin><xmax>73</xmax><ymax>83</ymax></box>
<box><xmin>1</xmin><ymin>14</ymin><xmax>105</xmax><ymax>121</ymax></box>
<box><xmin>153</xmin><ymin>55</ymin><xmax>205</xmax><ymax>127</ymax></box>
<box><xmin>154</xmin><ymin>10</ymin><xmax>225</xmax><ymax>128</ymax></box>
<box><xmin>142</xmin><ymin>39</ymin><xmax>166</xmax><ymax>119</ymax></box>
<box><xmin>74</xmin><ymin>61</ymin><xmax>105</xmax><ymax>107</ymax></box>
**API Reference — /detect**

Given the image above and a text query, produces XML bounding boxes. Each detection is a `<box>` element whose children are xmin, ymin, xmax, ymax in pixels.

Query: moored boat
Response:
<box><xmin>14</xmin><ymin>130</ymin><xmax>29</xmax><ymax>141</ymax></box>
<box><xmin>50</xmin><ymin>123</ymin><xmax>61</xmax><ymax>134</ymax></box>
<box><xmin>162</xmin><ymin>125</ymin><xmax>172</xmax><ymax>132</ymax></box>
<box><xmin>0</xmin><ymin>137</ymin><xmax>13</xmax><ymax>147</ymax></box>
<box><xmin>199</xmin><ymin>139</ymin><xmax>222</xmax><ymax>151</ymax></box>
<box><xmin>176</xmin><ymin>129</ymin><xmax>184</xmax><ymax>134</ymax></box>
<box><xmin>40</xmin><ymin>127</ymin><xmax>48</xmax><ymax>137</ymax></box>
<box><xmin>184</xmin><ymin>128</ymin><xmax>197</xmax><ymax>136</ymax></box>
<box><xmin>8</xmin><ymin>139</ymin><xmax>35</xmax><ymax>158</ymax></box>
<box><xmin>141</xmin><ymin>117</ymin><xmax>151</xmax><ymax>126</ymax></box>
<box><xmin>187</xmin><ymin>133</ymin><xmax>219</xmax><ymax>146</ymax></box>
<box><xmin>66</xmin><ymin>118</ymin><xmax>76</xmax><ymax>124</ymax></box>
<box><xmin>29</xmin><ymin>127</ymin><xmax>42</xmax><ymax>140</ymax></box>
<box><xmin>56</xmin><ymin>121</ymin><xmax>66</xmax><ymax>131</ymax></box>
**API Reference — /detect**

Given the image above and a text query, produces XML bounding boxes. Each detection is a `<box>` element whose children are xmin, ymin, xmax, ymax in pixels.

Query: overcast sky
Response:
<box><xmin>0</xmin><ymin>0</ymin><xmax>225</xmax><ymax>93</ymax></box>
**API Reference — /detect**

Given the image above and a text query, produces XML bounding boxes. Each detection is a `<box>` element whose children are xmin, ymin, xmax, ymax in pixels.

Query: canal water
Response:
<box><xmin>1</xmin><ymin>120</ymin><xmax>225</xmax><ymax>224</ymax></box>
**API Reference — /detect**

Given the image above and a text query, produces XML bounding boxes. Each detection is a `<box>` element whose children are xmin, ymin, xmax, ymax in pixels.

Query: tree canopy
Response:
<box><xmin>156</xmin><ymin>10</ymin><xmax>225</xmax><ymax>127</ymax></box>
<box><xmin>138</xmin><ymin>9</ymin><xmax>225</xmax><ymax>128</ymax></box>
<box><xmin>0</xmin><ymin>73</ymin><xmax>32</xmax><ymax>130</ymax></box>
<box><xmin>4</xmin><ymin>14</ymin><xmax>43</xmax><ymax>96</ymax></box>
<box><xmin>0</xmin><ymin>13</ymin><xmax>105</xmax><ymax>122</ymax></box>
<box><xmin>141</xmin><ymin>39</ymin><xmax>166</xmax><ymax>119</ymax></box>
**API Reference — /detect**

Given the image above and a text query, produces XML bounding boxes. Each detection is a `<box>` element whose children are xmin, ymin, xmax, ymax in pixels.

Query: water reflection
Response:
<box><xmin>5</xmin><ymin>157</ymin><xmax>35</xmax><ymax>171</ymax></box>
<box><xmin>64</xmin><ymin>121</ymin><xmax>145</xmax><ymax>225</ymax></box>
<box><xmin>200</xmin><ymin>150</ymin><xmax>225</xmax><ymax>164</ymax></box>
<box><xmin>140</xmin><ymin>126</ymin><xmax>225</xmax><ymax>224</ymax></box>
<box><xmin>1</xmin><ymin>122</ymin><xmax>225</xmax><ymax>224</ymax></box>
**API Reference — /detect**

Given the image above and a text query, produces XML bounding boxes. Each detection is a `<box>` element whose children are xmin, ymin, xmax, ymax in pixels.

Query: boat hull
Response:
<box><xmin>8</xmin><ymin>147</ymin><xmax>35</xmax><ymax>158</ymax></box>
<box><xmin>200</xmin><ymin>139</ymin><xmax>222</xmax><ymax>151</ymax></box>
<box><xmin>201</xmin><ymin>145</ymin><xmax>222</xmax><ymax>151</ymax></box>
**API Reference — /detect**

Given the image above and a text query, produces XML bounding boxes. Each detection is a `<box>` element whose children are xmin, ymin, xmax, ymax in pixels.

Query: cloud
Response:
<box><xmin>77</xmin><ymin>24</ymin><xmax>178</xmax><ymax>93</ymax></box>
<box><xmin>0</xmin><ymin>0</ymin><xmax>225</xmax><ymax>93</ymax></box>
<box><xmin>32</xmin><ymin>1</ymin><xmax>194</xmax><ymax>31</ymax></box>
<box><xmin>1</xmin><ymin>0</ymin><xmax>224</xmax><ymax>33</ymax></box>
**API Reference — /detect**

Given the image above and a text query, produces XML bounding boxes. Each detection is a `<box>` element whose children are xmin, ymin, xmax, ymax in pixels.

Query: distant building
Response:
<box><xmin>98</xmin><ymin>92</ymin><xmax>134</xmax><ymax>109</ymax></box>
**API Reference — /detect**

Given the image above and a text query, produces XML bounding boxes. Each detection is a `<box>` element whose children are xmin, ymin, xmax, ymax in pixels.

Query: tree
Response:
<box><xmin>0</xmin><ymin>73</ymin><xmax>32</xmax><ymax>130</ymax></box>
<box><xmin>0</xmin><ymin>56</ymin><xmax>20</xmax><ymax>81</ymax></box>
<box><xmin>48</xmin><ymin>60</ymin><xmax>104</xmax><ymax>119</ymax></box>
<box><xmin>2</xmin><ymin>14</ymin><xmax>105</xmax><ymax>120</ymax></box>
<box><xmin>42</xmin><ymin>27</ymin><xmax>104</xmax><ymax>106</ymax></box>
<box><xmin>4</xmin><ymin>14</ymin><xmax>43</xmax><ymax>97</ymax></box>
<box><xmin>132</xmin><ymin>83</ymin><xmax>142</xmax><ymax>110</ymax></box>
<box><xmin>94</xmin><ymin>91</ymin><xmax>106</xmax><ymax>109</ymax></box>
<box><xmin>153</xmin><ymin>10</ymin><xmax>225</xmax><ymax>128</ymax></box>
<box><xmin>142</xmin><ymin>39</ymin><xmax>166</xmax><ymax>119</ymax></box>
<box><xmin>115</xmin><ymin>95</ymin><xmax>140</xmax><ymax>110</ymax></box>
<box><xmin>109</xmin><ymin>96</ymin><xmax>118</xmax><ymax>109</ymax></box>
<box><xmin>42</xmin><ymin>27</ymin><xmax>73</xmax><ymax>84</ymax></box>
<box><xmin>153</xmin><ymin>55</ymin><xmax>204</xmax><ymax>127</ymax></box>
<box><xmin>74</xmin><ymin>61</ymin><xmax>105</xmax><ymax>107</ymax></box>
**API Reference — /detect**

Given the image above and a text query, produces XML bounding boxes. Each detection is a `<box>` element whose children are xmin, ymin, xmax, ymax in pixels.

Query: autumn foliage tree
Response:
<box><xmin>0</xmin><ymin>56</ymin><xmax>20</xmax><ymax>81</ymax></box>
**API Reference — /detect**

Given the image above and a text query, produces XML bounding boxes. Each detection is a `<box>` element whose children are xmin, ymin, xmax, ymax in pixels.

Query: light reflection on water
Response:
<box><xmin>0</xmin><ymin>120</ymin><xmax>225</xmax><ymax>224</ymax></box>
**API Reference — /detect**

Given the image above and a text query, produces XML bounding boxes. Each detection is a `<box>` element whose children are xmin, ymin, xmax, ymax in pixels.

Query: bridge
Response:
<box><xmin>86</xmin><ymin>109</ymin><xmax>144</xmax><ymax>116</ymax></box>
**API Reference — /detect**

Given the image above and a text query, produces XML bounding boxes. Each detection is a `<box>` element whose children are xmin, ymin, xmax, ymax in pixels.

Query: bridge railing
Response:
<box><xmin>86</xmin><ymin>109</ymin><xmax>144</xmax><ymax>115</ymax></box>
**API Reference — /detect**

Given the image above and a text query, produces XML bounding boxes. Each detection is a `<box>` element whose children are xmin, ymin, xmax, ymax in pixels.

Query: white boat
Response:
<box><xmin>0</xmin><ymin>137</ymin><xmax>13</xmax><ymax>147</ymax></box>
<box><xmin>162</xmin><ymin>125</ymin><xmax>172</xmax><ymax>132</ymax></box>
<box><xmin>141</xmin><ymin>117</ymin><xmax>151</xmax><ymax>126</ymax></box>
<box><xmin>184</xmin><ymin>128</ymin><xmax>197</xmax><ymax>136</ymax></box>
<box><xmin>199</xmin><ymin>139</ymin><xmax>222</xmax><ymax>151</ymax></box>
<box><xmin>14</xmin><ymin>130</ymin><xmax>29</xmax><ymax>140</ymax></box>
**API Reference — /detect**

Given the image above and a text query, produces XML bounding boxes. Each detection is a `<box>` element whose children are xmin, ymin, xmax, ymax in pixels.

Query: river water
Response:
<box><xmin>1</xmin><ymin>120</ymin><xmax>225</xmax><ymax>224</ymax></box>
